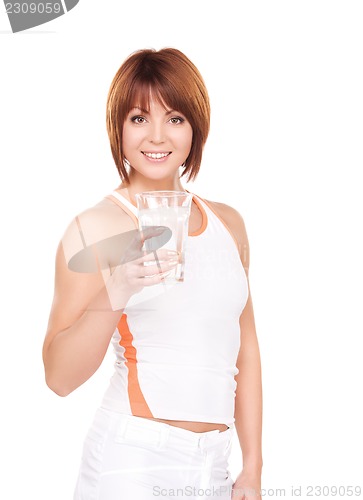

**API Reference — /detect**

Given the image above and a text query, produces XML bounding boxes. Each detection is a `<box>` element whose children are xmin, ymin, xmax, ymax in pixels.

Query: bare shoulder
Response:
<box><xmin>204</xmin><ymin>199</ymin><xmax>250</xmax><ymax>272</ymax></box>
<box><xmin>72</xmin><ymin>196</ymin><xmax>135</xmax><ymax>235</ymax></box>
<box><xmin>61</xmin><ymin>197</ymin><xmax>135</xmax><ymax>257</ymax></box>
<box><xmin>43</xmin><ymin>196</ymin><xmax>134</xmax><ymax>359</ymax></box>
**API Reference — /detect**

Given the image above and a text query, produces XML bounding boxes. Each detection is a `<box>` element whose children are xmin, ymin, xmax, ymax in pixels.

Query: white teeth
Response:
<box><xmin>143</xmin><ymin>152</ymin><xmax>170</xmax><ymax>159</ymax></box>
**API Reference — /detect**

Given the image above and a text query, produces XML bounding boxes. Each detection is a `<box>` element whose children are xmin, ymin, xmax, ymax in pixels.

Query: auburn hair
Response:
<box><xmin>106</xmin><ymin>48</ymin><xmax>210</xmax><ymax>183</ymax></box>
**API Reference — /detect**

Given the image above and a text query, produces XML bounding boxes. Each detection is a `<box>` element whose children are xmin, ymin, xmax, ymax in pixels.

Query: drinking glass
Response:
<box><xmin>135</xmin><ymin>191</ymin><xmax>193</xmax><ymax>283</ymax></box>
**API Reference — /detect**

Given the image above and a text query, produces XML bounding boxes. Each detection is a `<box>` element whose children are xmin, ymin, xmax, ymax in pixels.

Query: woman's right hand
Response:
<box><xmin>43</xmin><ymin>221</ymin><xmax>178</xmax><ymax>395</ymax></box>
<box><xmin>104</xmin><ymin>227</ymin><xmax>179</xmax><ymax>310</ymax></box>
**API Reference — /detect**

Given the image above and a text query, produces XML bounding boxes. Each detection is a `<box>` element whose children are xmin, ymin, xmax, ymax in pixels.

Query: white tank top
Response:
<box><xmin>100</xmin><ymin>189</ymin><xmax>249</xmax><ymax>426</ymax></box>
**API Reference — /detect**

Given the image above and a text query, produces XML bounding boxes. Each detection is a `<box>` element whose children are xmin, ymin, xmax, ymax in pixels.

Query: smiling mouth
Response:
<box><xmin>142</xmin><ymin>151</ymin><xmax>172</xmax><ymax>159</ymax></box>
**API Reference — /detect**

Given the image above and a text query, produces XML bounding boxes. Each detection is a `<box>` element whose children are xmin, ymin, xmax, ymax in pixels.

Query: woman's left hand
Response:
<box><xmin>231</xmin><ymin>469</ymin><xmax>261</xmax><ymax>499</ymax></box>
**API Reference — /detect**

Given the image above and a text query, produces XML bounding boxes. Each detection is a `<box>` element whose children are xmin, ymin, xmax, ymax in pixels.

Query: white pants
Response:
<box><xmin>73</xmin><ymin>407</ymin><xmax>235</xmax><ymax>499</ymax></box>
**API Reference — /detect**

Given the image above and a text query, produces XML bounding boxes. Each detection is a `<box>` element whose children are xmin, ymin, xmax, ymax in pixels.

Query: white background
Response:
<box><xmin>1</xmin><ymin>1</ymin><xmax>362</xmax><ymax>499</ymax></box>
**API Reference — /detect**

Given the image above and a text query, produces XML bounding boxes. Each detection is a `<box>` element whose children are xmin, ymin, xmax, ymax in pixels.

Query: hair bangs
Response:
<box><xmin>106</xmin><ymin>48</ymin><xmax>210</xmax><ymax>184</ymax></box>
<box><xmin>126</xmin><ymin>76</ymin><xmax>187</xmax><ymax>117</ymax></box>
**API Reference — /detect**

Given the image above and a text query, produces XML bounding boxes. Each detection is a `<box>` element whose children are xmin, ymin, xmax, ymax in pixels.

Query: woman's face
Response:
<box><xmin>122</xmin><ymin>96</ymin><xmax>193</xmax><ymax>182</ymax></box>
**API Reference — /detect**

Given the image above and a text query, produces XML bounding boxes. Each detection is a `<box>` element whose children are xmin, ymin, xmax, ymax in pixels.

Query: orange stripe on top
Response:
<box><xmin>190</xmin><ymin>195</ymin><xmax>208</xmax><ymax>236</ymax></box>
<box><xmin>117</xmin><ymin>313</ymin><xmax>154</xmax><ymax>417</ymax></box>
<box><xmin>198</xmin><ymin>197</ymin><xmax>240</xmax><ymax>251</ymax></box>
<box><xmin>185</xmin><ymin>190</ymin><xmax>208</xmax><ymax>237</ymax></box>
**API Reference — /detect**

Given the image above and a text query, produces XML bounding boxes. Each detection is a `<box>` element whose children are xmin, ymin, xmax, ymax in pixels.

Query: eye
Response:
<box><xmin>169</xmin><ymin>116</ymin><xmax>185</xmax><ymax>125</ymax></box>
<box><xmin>131</xmin><ymin>115</ymin><xmax>147</xmax><ymax>124</ymax></box>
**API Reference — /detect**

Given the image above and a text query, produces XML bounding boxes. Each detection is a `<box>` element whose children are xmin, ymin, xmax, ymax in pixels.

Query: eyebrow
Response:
<box><xmin>131</xmin><ymin>106</ymin><xmax>177</xmax><ymax>115</ymax></box>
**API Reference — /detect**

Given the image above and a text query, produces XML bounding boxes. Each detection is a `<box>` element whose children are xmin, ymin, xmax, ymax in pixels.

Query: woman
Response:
<box><xmin>42</xmin><ymin>48</ymin><xmax>263</xmax><ymax>500</ymax></box>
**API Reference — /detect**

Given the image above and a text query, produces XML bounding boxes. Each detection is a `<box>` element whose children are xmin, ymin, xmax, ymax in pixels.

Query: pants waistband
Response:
<box><xmin>100</xmin><ymin>408</ymin><xmax>234</xmax><ymax>452</ymax></box>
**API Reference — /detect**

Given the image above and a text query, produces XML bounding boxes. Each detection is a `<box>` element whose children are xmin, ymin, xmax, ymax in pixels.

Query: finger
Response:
<box><xmin>137</xmin><ymin>270</ymin><xmax>173</xmax><ymax>286</ymax></box>
<box><xmin>140</xmin><ymin>225</ymin><xmax>167</xmax><ymax>239</ymax></box>
<box><xmin>144</xmin><ymin>248</ymin><xmax>179</xmax><ymax>261</ymax></box>
<box><xmin>118</xmin><ymin>226</ymin><xmax>170</xmax><ymax>264</ymax></box>
<box><xmin>139</xmin><ymin>225</ymin><xmax>173</xmax><ymax>252</ymax></box>
<box><xmin>131</xmin><ymin>248</ymin><xmax>179</xmax><ymax>265</ymax></box>
<box><xmin>139</xmin><ymin>259</ymin><xmax>178</xmax><ymax>277</ymax></box>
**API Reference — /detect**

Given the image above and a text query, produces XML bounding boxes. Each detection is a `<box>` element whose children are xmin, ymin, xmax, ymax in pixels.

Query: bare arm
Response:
<box><xmin>224</xmin><ymin>205</ymin><xmax>263</xmax><ymax>469</ymax></box>
<box><xmin>42</xmin><ymin>240</ymin><xmax>128</xmax><ymax>397</ymax></box>
<box><xmin>42</xmin><ymin>211</ymin><xmax>178</xmax><ymax>397</ymax></box>
<box><xmin>235</xmin><ymin>287</ymin><xmax>263</xmax><ymax>471</ymax></box>
<box><xmin>208</xmin><ymin>200</ymin><xmax>263</xmax><ymax>498</ymax></box>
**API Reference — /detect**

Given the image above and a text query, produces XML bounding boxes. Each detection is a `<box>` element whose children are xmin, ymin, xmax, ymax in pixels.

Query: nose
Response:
<box><xmin>149</xmin><ymin>121</ymin><xmax>165</xmax><ymax>144</ymax></box>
